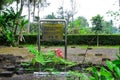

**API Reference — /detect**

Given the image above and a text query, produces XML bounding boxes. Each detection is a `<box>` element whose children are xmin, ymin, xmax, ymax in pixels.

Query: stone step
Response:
<box><xmin>33</xmin><ymin>72</ymin><xmax>69</xmax><ymax>77</ymax></box>
<box><xmin>0</xmin><ymin>71</ymin><xmax>14</xmax><ymax>77</ymax></box>
<box><xmin>3</xmin><ymin>65</ymin><xmax>15</xmax><ymax>71</ymax></box>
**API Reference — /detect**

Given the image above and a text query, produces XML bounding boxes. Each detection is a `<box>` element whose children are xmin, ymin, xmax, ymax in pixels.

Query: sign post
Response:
<box><xmin>38</xmin><ymin>19</ymin><xmax>67</xmax><ymax>59</ymax></box>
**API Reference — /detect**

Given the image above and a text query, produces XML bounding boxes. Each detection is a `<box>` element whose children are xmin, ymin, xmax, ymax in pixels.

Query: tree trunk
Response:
<box><xmin>71</xmin><ymin>0</ymin><xmax>74</xmax><ymax>28</ymax></box>
<box><xmin>17</xmin><ymin>28</ymin><xmax>25</xmax><ymax>46</ymax></box>
<box><xmin>38</xmin><ymin>0</ymin><xmax>40</xmax><ymax>21</ymax></box>
<box><xmin>32</xmin><ymin>0</ymin><xmax>36</xmax><ymax>33</ymax></box>
<box><xmin>19</xmin><ymin>0</ymin><xmax>24</xmax><ymax>15</ymax></box>
<box><xmin>16</xmin><ymin>0</ymin><xmax>19</xmax><ymax>12</ymax></box>
<box><xmin>27</xmin><ymin>0</ymin><xmax>30</xmax><ymax>34</ymax></box>
<box><xmin>71</xmin><ymin>14</ymin><xmax>74</xmax><ymax>28</ymax></box>
<box><xmin>33</xmin><ymin>0</ymin><xmax>36</xmax><ymax>21</ymax></box>
<box><xmin>97</xmin><ymin>34</ymin><xmax>99</xmax><ymax>46</ymax></box>
<box><xmin>14</xmin><ymin>0</ymin><xmax>24</xmax><ymax>35</ymax></box>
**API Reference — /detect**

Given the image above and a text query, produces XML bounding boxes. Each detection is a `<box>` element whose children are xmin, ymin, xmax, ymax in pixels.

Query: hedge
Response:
<box><xmin>0</xmin><ymin>34</ymin><xmax>120</xmax><ymax>46</ymax></box>
<box><xmin>67</xmin><ymin>35</ymin><xmax>120</xmax><ymax>45</ymax></box>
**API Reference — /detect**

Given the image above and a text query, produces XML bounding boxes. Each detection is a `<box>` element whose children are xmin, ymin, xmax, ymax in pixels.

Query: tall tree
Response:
<box><xmin>70</xmin><ymin>0</ymin><xmax>78</xmax><ymax>28</ymax></box>
<box><xmin>57</xmin><ymin>0</ymin><xmax>64</xmax><ymax>19</ymax></box>
<box><xmin>102</xmin><ymin>20</ymin><xmax>114</xmax><ymax>34</ymax></box>
<box><xmin>27</xmin><ymin>0</ymin><xmax>50</xmax><ymax>33</ymax></box>
<box><xmin>106</xmin><ymin>1</ymin><xmax>120</xmax><ymax>29</ymax></box>
<box><xmin>14</xmin><ymin>0</ymin><xmax>20</xmax><ymax>12</ymax></box>
<box><xmin>27</xmin><ymin>0</ymin><xmax>31</xmax><ymax>34</ymax></box>
<box><xmin>67</xmin><ymin>16</ymin><xmax>89</xmax><ymax>34</ymax></box>
<box><xmin>33</xmin><ymin>0</ymin><xmax>36</xmax><ymax>21</ymax></box>
<box><xmin>91</xmin><ymin>14</ymin><xmax>104</xmax><ymax>46</ymax></box>
<box><xmin>91</xmin><ymin>14</ymin><xmax>104</xmax><ymax>34</ymax></box>
<box><xmin>74</xmin><ymin>16</ymin><xmax>89</xmax><ymax>28</ymax></box>
<box><xmin>57</xmin><ymin>7</ymin><xmax>72</xmax><ymax>25</ymax></box>
<box><xmin>57</xmin><ymin>0</ymin><xmax>78</xmax><ymax>25</ymax></box>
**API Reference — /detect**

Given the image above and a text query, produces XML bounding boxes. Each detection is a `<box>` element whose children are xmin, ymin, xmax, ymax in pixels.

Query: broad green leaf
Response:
<box><xmin>28</xmin><ymin>46</ymin><xmax>38</xmax><ymax>55</ymax></box>
<box><xmin>106</xmin><ymin>60</ymin><xmax>114</xmax><ymax>71</ymax></box>
<box><xmin>100</xmin><ymin>67</ymin><xmax>112</xmax><ymax>77</ymax></box>
<box><xmin>112</xmin><ymin>60</ymin><xmax>120</xmax><ymax>65</ymax></box>
<box><xmin>44</xmin><ymin>68</ymin><xmax>55</xmax><ymax>72</ymax></box>
<box><xmin>114</xmin><ymin>66</ymin><xmax>120</xmax><ymax>78</ymax></box>
<box><xmin>35</xmin><ymin>54</ymin><xmax>45</xmax><ymax>65</ymax></box>
<box><xmin>91</xmin><ymin>67</ymin><xmax>99</xmax><ymax>80</ymax></box>
<box><xmin>88</xmin><ymin>76</ymin><xmax>96</xmax><ymax>80</ymax></box>
<box><xmin>116</xmin><ymin>54</ymin><xmax>120</xmax><ymax>60</ymax></box>
<box><xmin>101</xmin><ymin>76</ymin><xmax>114</xmax><ymax>80</ymax></box>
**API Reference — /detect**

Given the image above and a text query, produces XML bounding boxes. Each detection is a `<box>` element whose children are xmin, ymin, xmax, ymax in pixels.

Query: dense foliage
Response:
<box><xmin>0</xmin><ymin>7</ymin><xmax>28</xmax><ymax>46</ymax></box>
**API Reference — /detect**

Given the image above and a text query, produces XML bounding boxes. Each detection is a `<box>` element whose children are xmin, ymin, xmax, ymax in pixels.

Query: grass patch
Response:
<box><xmin>20</xmin><ymin>44</ymin><xmax>120</xmax><ymax>49</ymax></box>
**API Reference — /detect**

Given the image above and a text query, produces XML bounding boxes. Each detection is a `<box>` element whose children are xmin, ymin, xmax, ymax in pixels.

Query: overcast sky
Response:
<box><xmin>42</xmin><ymin>0</ymin><xmax>119</xmax><ymax>21</ymax></box>
<box><xmin>16</xmin><ymin>0</ymin><xmax>119</xmax><ymax>26</ymax></box>
<box><xmin>38</xmin><ymin>0</ymin><xmax>119</xmax><ymax>27</ymax></box>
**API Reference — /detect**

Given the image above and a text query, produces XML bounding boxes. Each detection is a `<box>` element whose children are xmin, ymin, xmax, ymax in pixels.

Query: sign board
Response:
<box><xmin>38</xmin><ymin>19</ymin><xmax>67</xmax><ymax>59</ymax></box>
<box><xmin>42</xmin><ymin>23</ymin><xmax>64</xmax><ymax>41</ymax></box>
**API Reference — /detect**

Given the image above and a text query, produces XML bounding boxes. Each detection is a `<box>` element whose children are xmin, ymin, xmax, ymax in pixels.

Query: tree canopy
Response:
<box><xmin>91</xmin><ymin>14</ymin><xmax>104</xmax><ymax>34</ymax></box>
<box><xmin>0</xmin><ymin>0</ymin><xmax>13</xmax><ymax>10</ymax></box>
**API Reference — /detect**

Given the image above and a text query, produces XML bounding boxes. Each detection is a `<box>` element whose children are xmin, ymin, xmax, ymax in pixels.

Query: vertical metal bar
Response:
<box><xmin>38</xmin><ymin>21</ymin><xmax>40</xmax><ymax>52</ymax></box>
<box><xmin>119</xmin><ymin>47</ymin><xmax>120</xmax><ymax>54</ymax></box>
<box><xmin>64</xmin><ymin>21</ymin><xmax>67</xmax><ymax>60</ymax></box>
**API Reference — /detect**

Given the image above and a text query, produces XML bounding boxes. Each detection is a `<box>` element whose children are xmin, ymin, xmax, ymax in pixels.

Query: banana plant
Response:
<box><xmin>0</xmin><ymin>7</ymin><xmax>28</xmax><ymax>46</ymax></box>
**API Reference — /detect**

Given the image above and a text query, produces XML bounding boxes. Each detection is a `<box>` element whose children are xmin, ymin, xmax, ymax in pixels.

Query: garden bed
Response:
<box><xmin>0</xmin><ymin>46</ymin><xmax>119</xmax><ymax>80</ymax></box>
<box><xmin>0</xmin><ymin>54</ymin><xmax>106</xmax><ymax>80</ymax></box>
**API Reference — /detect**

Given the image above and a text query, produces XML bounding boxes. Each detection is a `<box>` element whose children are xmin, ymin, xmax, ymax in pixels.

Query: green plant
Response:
<box><xmin>28</xmin><ymin>46</ymin><xmax>75</xmax><ymax>71</ymax></box>
<box><xmin>0</xmin><ymin>7</ymin><xmax>28</xmax><ymax>46</ymax></box>
<box><xmin>87</xmin><ymin>47</ymin><xmax>120</xmax><ymax>80</ymax></box>
<box><xmin>89</xmin><ymin>66</ymin><xmax>114</xmax><ymax>80</ymax></box>
<box><xmin>67</xmin><ymin>46</ymin><xmax>120</xmax><ymax>80</ymax></box>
